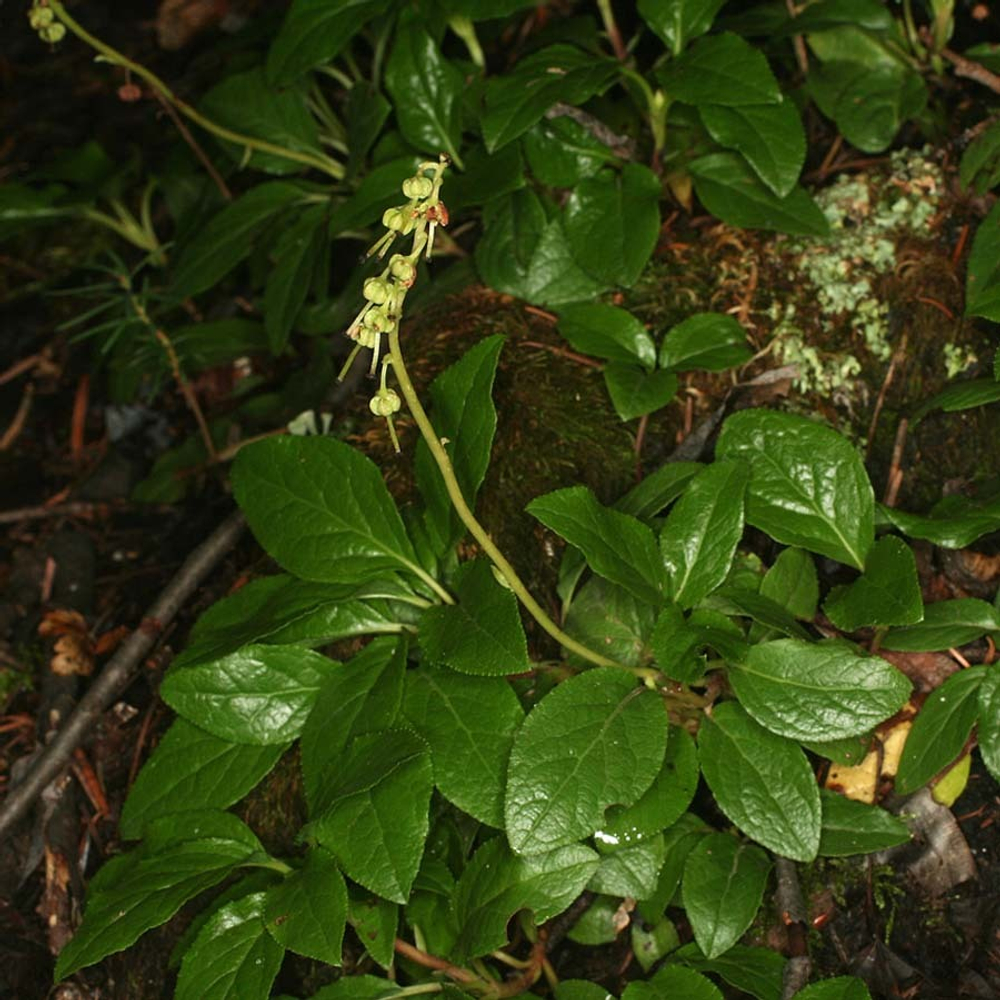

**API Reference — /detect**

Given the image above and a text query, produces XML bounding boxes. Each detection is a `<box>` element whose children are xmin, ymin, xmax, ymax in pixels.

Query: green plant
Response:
<box><xmin>11</xmin><ymin>0</ymin><xmax>1000</xmax><ymax>996</ymax></box>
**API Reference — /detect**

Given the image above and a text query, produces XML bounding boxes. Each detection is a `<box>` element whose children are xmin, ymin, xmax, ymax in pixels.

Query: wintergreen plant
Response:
<box><xmin>51</xmin><ymin>169</ymin><xmax>1000</xmax><ymax>1000</ymax></box>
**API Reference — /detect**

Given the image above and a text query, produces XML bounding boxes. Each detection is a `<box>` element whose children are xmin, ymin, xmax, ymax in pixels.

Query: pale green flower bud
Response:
<box><xmin>402</xmin><ymin>175</ymin><xmax>434</xmax><ymax>200</ymax></box>
<box><xmin>389</xmin><ymin>256</ymin><xmax>416</xmax><ymax>285</ymax></box>
<box><xmin>363</xmin><ymin>277</ymin><xmax>391</xmax><ymax>305</ymax></box>
<box><xmin>363</xmin><ymin>306</ymin><xmax>391</xmax><ymax>333</ymax></box>
<box><xmin>369</xmin><ymin>389</ymin><xmax>401</xmax><ymax>417</ymax></box>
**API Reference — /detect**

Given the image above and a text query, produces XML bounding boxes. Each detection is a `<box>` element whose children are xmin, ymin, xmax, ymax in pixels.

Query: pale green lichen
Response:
<box><xmin>773</xmin><ymin>148</ymin><xmax>945</xmax><ymax>399</ymax></box>
<box><xmin>943</xmin><ymin>342</ymin><xmax>978</xmax><ymax>378</ymax></box>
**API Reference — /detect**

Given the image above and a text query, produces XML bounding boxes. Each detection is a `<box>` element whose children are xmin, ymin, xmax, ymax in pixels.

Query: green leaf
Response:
<box><xmin>589</xmin><ymin>837</ymin><xmax>666</xmax><ymax>898</ymax></box>
<box><xmin>699</xmin><ymin>702</ymin><xmax>821</xmax><ymax>862</ymax></box>
<box><xmin>661</xmin><ymin>461</ymin><xmax>749</xmax><ymax>608</ymax></box>
<box><xmin>716</xmin><ymin>409</ymin><xmax>874</xmax><ymax>570</ymax></box>
<box><xmin>646</xmin><ymin>965</ymin><xmax>724</xmax><ymax>998</ymax></box>
<box><xmin>790</xmin><ymin>978</ymin><xmax>873</xmax><ymax>1000</ymax></box>
<box><xmin>599</xmin><ymin>726</ymin><xmax>699</xmax><ymax>843</ymax></box>
<box><xmin>959</xmin><ymin>120</ymin><xmax>1000</xmax><ymax>195</ymax></box>
<box><xmin>161</xmin><ymin>644</ymin><xmax>333</xmax><ymax>745</ymax></box>
<box><xmin>446</xmin><ymin>143</ymin><xmax>525</xmax><ymax>210</ymax></box>
<box><xmin>120</xmin><ymin>719</ymin><xmax>286</xmax><ymax>839</ymax></box>
<box><xmin>638</xmin><ymin>0</ymin><xmax>726</xmax><ymax>53</ymax></box>
<box><xmin>556</xmin><ymin>982</ymin><xmax>615</xmax><ymax>1000</ymax></box>
<box><xmin>403</xmin><ymin>665</ymin><xmax>523</xmax><ymax>826</ymax></box>
<box><xmin>823</xmin><ymin>536</ymin><xmax>923</xmax><ymax>630</ymax></box>
<box><xmin>557</xmin><ymin>303</ymin><xmax>656</xmax><ymax>368</ymax></box>
<box><xmin>690</xmin><ymin>153</ymin><xmax>830</xmax><ymax>237</ymax></box>
<box><xmin>522</xmin><ymin>116</ymin><xmax>617</xmax><ymax>187</ymax></box>
<box><xmin>782</xmin><ymin>0</ymin><xmax>894</xmax><ymax>33</ymax></box>
<box><xmin>760</xmin><ymin>548</ymin><xmax>818</xmax><ymax>622</ymax></box>
<box><xmin>564</xmin><ymin>577</ymin><xmax>657</xmax><ymax>669</ymax></box>
<box><xmin>300</xmin><ymin>637</ymin><xmax>405</xmax><ymax>813</ymax></box>
<box><xmin>475</xmin><ymin>188</ymin><xmax>608</xmax><ymax>305</ymax></box>
<box><xmin>481</xmin><ymin>45</ymin><xmax>617</xmax><ymax>152</ymax></box>
<box><xmin>896</xmin><ymin>666</ymin><xmax>986</xmax><ymax>794</ymax></box>
<box><xmin>632</xmin><ymin>915</ymin><xmax>681</xmax><ymax>971</ymax></box>
<box><xmin>528</xmin><ymin>486</ymin><xmax>665</xmax><ymax>604</ymax></box>
<box><xmin>419</xmin><ymin>559</ymin><xmax>529</xmax><ymax>676</ymax></box>
<box><xmin>674</xmin><ymin>943</ymin><xmax>786</xmax><ymax>1000</ymax></box>
<box><xmin>328</xmin><ymin>156</ymin><xmax>422</xmax><ymax>236</ymax></box>
<box><xmin>308</xmin><ymin>729</ymin><xmax>432</xmax><ymax>902</ymax></box>
<box><xmin>818</xmin><ymin>789</ymin><xmax>910</xmax><ymax>856</ymax></box>
<box><xmin>172</xmin><ymin>182</ymin><xmax>304</xmax><ymax>297</ymax></box>
<box><xmin>172</xmin><ymin>575</ymin><xmax>413</xmax><ymax>672</ymax></box>
<box><xmin>682</xmin><ymin>833</ymin><xmax>771</xmax><ymax>959</ymax></box>
<box><xmin>729</xmin><ymin>638</ymin><xmax>910</xmax><ymax>742</ymax></box>
<box><xmin>604</xmin><ymin>364</ymin><xmax>679</xmax><ymax>420</ymax></box>
<box><xmin>385</xmin><ymin>15</ymin><xmax>464</xmax><ymax>165</ymax></box>
<box><xmin>808</xmin><ymin>62</ymin><xmax>926</xmax><ymax>154</ymax></box>
<box><xmin>914</xmin><ymin>378</ymin><xmax>1000</xmax><ymax>419</ymax></box>
<box><xmin>452</xmin><ymin>837</ymin><xmax>599</xmax><ymax>959</ymax></box>
<box><xmin>264</xmin><ymin>848</ymin><xmax>347</xmax><ymax>964</ymax></box>
<box><xmin>883</xmin><ymin>598</ymin><xmax>1000</xmax><ymax>651</ymax></box>
<box><xmin>347</xmin><ymin>892</ymin><xmax>398</xmax><ymax>969</ymax></box>
<box><xmin>200</xmin><ymin>68</ymin><xmax>323</xmax><ymax>174</ymax></box>
<box><xmin>699</xmin><ymin>101</ymin><xmax>806</xmax><ymax>198</ymax></box>
<box><xmin>311</xmin><ymin>977</ymin><xmax>400</xmax><ymax>1000</ymax></box>
<box><xmin>414</xmin><ymin>336</ymin><xmax>504</xmax><ymax>555</ymax></box>
<box><xmin>563</xmin><ymin>164</ymin><xmax>662</xmax><ymax>287</ymax></box>
<box><xmin>977</xmin><ymin>668</ymin><xmax>1000</xmax><ymax>784</ymax></box>
<box><xmin>264</xmin><ymin>204</ymin><xmax>326</xmax><ymax>353</ymax></box>
<box><xmin>714</xmin><ymin>589</ymin><xmax>810</xmax><ymax>640</ymax></box>
<box><xmin>659</xmin><ymin>312</ymin><xmax>752</xmax><ymax>373</ymax></box>
<box><xmin>566</xmin><ymin>896</ymin><xmax>624</xmax><ymax>945</ymax></box>
<box><xmin>617</xmin><ymin>462</ymin><xmax>703</xmax><ymax>520</ymax></box>
<box><xmin>657</xmin><ymin>33</ymin><xmax>781</xmax><ymax>106</ymax></box>
<box><xmin>505</xmin><ymin>668</ymin><xmax>668</xmax><ymax>854</ymax></box>
<box><xmin>881</xmin><ymin>491</ymin><xmax>1000</xmax><ymax>549</ymax></box>
<box><xmin>233</xmin><ymin>436</ymin><xmax>419</xmax><ymax>586</ymax></box>
<box><xmin>345</xmin><ymin>83</ymin><xmax>391</xmax><ymax>178</ymax></box>
<box><xmin>174</xmin><ymin>892</ymin><xmax>283</xmax><ymax>1000</ymax></box>
<box><xmin>54</xmin><ymin>812</ymin><xmax>263</xmax><ymax>979</ymax></box>
<box><xmin>641</xmin><ymin>813</ymin><xmax>710</xmax><ymax>915</ymax></box>
<box><xmin>267</xmin><ymin>0</ymin><xmax>390</xmax><ymax>85</ymax></box>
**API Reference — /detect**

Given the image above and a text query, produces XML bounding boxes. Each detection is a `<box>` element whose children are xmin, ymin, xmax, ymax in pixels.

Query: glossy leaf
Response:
<box><xmin>914</xmin><ymin>378</ymin><xmax>1000</xmax><ymax>419</ymax></box>
<box><xmin>300</xmin><ymin>637</ymin><xmax>405</xmax><ymax>813</ymax></box>
<box><xmin>790</xmin><ymin>978</ymin><xmax>873</xmax><ymax>1000</ymax></box>
<box><xmin>659</xmin><ymin>312</ymin><xmax>752</xmax><ymax>373</ymax></box>
<box><xmin>344</xmin><ymin>83</ymin><xmax>391</xmax><ymax>178</ymax></box>
<box><xmin>700</xmin><ymin>101</ymin><xmax>806</xmax><ymax>198</ymax></box>
<box><xmin>385</xmin><ymin>16</ymin><xmax>464</xmax><ymax>164</ymax></box>
<box><xmin>419</xmin><ymin>559</ymin><xmax>529</xmax><ymax>676</ymax></box>
<box><xmin>175</xmin><ymin>892</ymin><xmax>283</xmax><ymax>1000</ymax></box>
<box><xmin>896</xmin><ymin>666</ymin><xmax>986</xmax><ymax>794</ymax></box>
<box><xmin>699</xmin><ymin>702</ymin><xmax>821</xmax><ymax>861</ymax></box>
<box><xmin>642</xmin><ymin>813</ymin><xmax>710</xmax><ymax>915</ymax></box>
<box><xmin>674</xmin><ymin>943</ymin><xmax>786</xmax><ymax>1000</ymax></box>
<box><xmin>264</xmin><ymin>204</ymin><xmax>326</xmax><ymax>354</ymax></box>
<box><xmin>347</xmin><ymin>892</ymin><xmax>398</xmax><ymax>970</ymax></box>
<box><xmin>730</xmin><ymin>639</ymin><xmax>910</xmax><ymax>742</ymax></box>
<box><xmin>308</xmin><ymin>729</ymin><xmax>432</xmax><ymax>902</ymax></box>
<box><xmin>977</xmin><ymin>668</ymin><xmax>1000</xmax><ymax>784</ymax></box>
<box><xmin>564</xmin><ymin>577</ymin><xmax>657</xmax><ymax>669</ymax></box>
<box><xmin>475</xmin><ymin>188</ymin><xmax>607</xmax><ymax>305</ymax></box>
<box><xmin>716</xmin><ymin>409</ymin><xmax>874</xmax><ymax>569</ymax></box>
<box><xmin>505</xmin><ymin>668</ymin><xmax>668</xmax><ymax>854</ymax></box>
<box><xmin>233</xmin><ymin>436</ymin><xmax>418</xmax><ymax>586</ymax></box>
<box><xmin>557</xmin><ymin>302</ymin><xmax>657</xmax><ymax>368</ymax></box>
<box><xmin>660</xmin><ymin>461</ymin><xmax>749</xmax><ymax>608</ymax></box>
<box><xmin>638</xmin><ymin>0</ymin><xmax>726</xmax><ymax>53</ymax></box>
<box><xmin>172</xmin><ymin>575</ymin><xmax>412</xmax><ymax>672</ymax></box>
<box><xmin>403</xmin><ymin>665</ymin><xmax>523</xmax><ymax>826</ymax></box>
<box><xmin>808</xmin><ymin>62</ymin><xmax>926</xmax><ymax>154</ymax></box>
<box><xmin>881</xmin><ymin>491</ymin><xmax>1000</xmax><ymax>549</ymax></box>
<box><xmin>414</xmin><ymin>336</ymin><xmax>504</xmax><ymax>554</ymax></box>
<box><xmin>528</xmin><ymin>486</ymin><xmax>665</xmax><ymax>603</ymax></box>
<box><xmin>823</xmin><ymin>536</ymin><xmax>923</xmax><ymax>630</ymax></box>
<box><xmin>818</xmin><ymin>789</ymin><xmax>910</xmax><ymax>856</ymax></box>
<box><xmin>617</xmin><ymin>461</ymin><xmax>703</xmax><ymax>520</ymax></box>
<box><xmin>604</xmin><ymin>363</ymin><xmax>679</xmax><ymax>420</ymax></box>
<box><xmin>599</xmin><ymin>726</ymin><xmax>699</xmax><ymax>844</ymax></box>
<box><xmin>657</xmin><ymin>33</ymin><xmax>780</xmax><ymax>105</ymax></box>
<box><xmin>882</xmin><ymin>598</ymin><xmax>1000</xmax><ymax>652</ymax></box>
<box><xmin>563</xmin><ymin>164</ymin><xmax>662</xmax><ymax>287</ymax></box>
<box><xmin>959</xmin><ymin>120</ymin><xmax>1000</xmax><ymax>195</ymax></box>
<box><xmin>646</xmin><ymin>965</ymin><xmax>724</xmax><ymax>998</ymax></box>
<box><xmin>54</xmin><ymin>812</ymin><xmax>263</xmax><ymax>979</ymax></box>
<box><xmin>200</xmin><ymin>68</ymin><xmax>322</xmax><ymax>174</ymax></box>
<box><xmin>120</xmin><ymin>719</ymin><xmax>286</xmax><ymax>839</ymax></box>
<box><xmin>264</xmin><ymin>848</ymin><xmax>347</xmax><ymax>964</ymax></box>
<box><xmin>589</xmin><ymin>836</ymin><xmax>666</xmax><ymax>898</ymax></box>
<box><xmin>452</xmin><ymin>837</ymin><xmax>599</xmax><ymax>959</ymax></box>
<box><xmin>714</xmin><ymin>589</ymin><xmax>810</xmax><ymax>640</ymax></box>
<box><xmin>760</xmin><ymin>548</ymin><xmax>818</xmax><ymax>621</ymax></box>
<box><xmin>522</xmin><ymin>116</ymin><xmax>615</xmax><ymax>187</ymax></box>
<box><xmin>481</xmin><ymin>45</ymin><xmax>617</xmax><ymax>152</ymax></box>
<box><xmin>682</xmin><ymin>833</ymin><xmax>771</xmax><ymax>959</ymax></box>
<box><xmin>172</xmin><ymin>182</ymin><xmax>304</xmax><ymax>298</ymax></box>
<box><xmin>267</xmin><ymin>0</ymin><xmax>390</xmax><ymax>84</ymax></box>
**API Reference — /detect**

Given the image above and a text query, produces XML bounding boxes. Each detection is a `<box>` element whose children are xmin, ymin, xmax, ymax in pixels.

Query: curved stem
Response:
<box><xmin>49</xmin><ymin>2</ymin><xmax>344</xmax><ymax>181</ymax></box>
<box><xmin>386</xmin><ymin>327</ymin><xmax>659</xmax><ymax>682</ymax></box>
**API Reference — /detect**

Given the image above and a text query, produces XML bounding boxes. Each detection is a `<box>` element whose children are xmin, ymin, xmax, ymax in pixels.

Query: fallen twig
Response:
<box><xmin>0</xmin><ymin>511</ymin><xmax>245</xmax><ymax>842</ymax></box>
<box><xmin>775</xmin><ymin>855</ymin><xmax>811</xmax><ymax>999</ymax></box>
